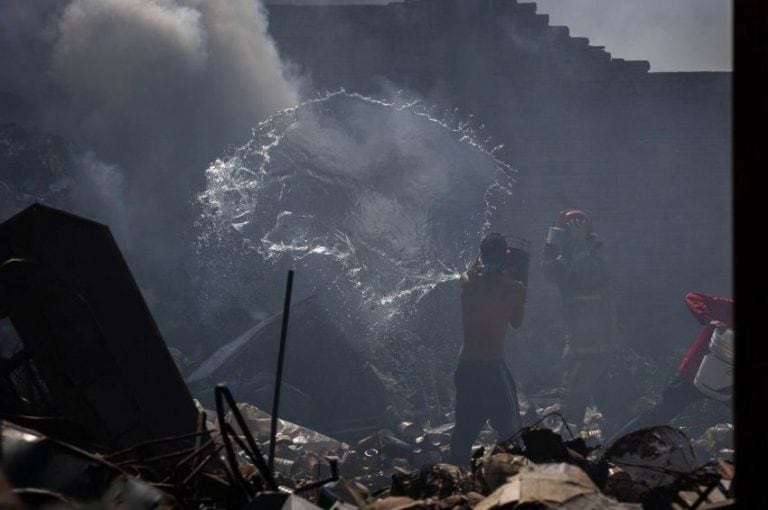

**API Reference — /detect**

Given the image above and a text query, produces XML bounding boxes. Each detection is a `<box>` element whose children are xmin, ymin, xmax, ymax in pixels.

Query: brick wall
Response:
<box><xmin>265</xmin><ymin>0</ymin><xmax>731</xmax><ymax>363</ymax></box>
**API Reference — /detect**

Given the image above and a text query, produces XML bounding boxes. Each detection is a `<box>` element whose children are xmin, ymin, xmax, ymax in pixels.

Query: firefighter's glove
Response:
<box><xmin>566</xmin><ymin>218</ymin><xmax>588</xmax><ymax>254</ymax></box>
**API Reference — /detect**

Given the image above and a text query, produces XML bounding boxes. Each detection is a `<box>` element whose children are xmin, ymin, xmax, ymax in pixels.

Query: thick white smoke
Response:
<box><xmin>0</xmin><ymin>0</ymin><xmax>298</xmax><ymax>235</ymax></box>
<box><xmin>47</xmin><ymin>0</ymin><xmax>297</xmax><ymax>159</ymax></box>
<box><xmin>0</xmin><ymin>0</ymin><xmax>301</xmax><ymax>316</ymax></box>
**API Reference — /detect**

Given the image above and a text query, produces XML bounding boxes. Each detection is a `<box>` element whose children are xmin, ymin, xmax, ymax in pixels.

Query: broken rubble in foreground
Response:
<box><xmin>0</xmin><ymin>205</ymin><xmax>735</xmax><ymax>509</ymax></box>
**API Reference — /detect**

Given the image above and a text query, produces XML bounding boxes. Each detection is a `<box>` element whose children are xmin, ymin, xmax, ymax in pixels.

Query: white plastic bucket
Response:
<box><xmin>693</xmin><ymin>327</ymin><xmax>734</xmax><ymax>401</ymax></box>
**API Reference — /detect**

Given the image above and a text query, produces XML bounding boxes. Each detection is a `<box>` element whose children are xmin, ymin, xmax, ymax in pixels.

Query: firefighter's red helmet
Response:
<box><xmin>555</xmin><ymin>209</ymin><xmax>593</xmax><ymax>232</ymax></box>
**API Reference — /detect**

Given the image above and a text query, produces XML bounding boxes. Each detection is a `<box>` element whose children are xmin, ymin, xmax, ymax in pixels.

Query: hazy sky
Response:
<box><xmin>265</xmin><ymin>0</ymin><xmax>733</xmax><ymax>72</ymax></box>
<box><xmin>535</xmin><ymin>0</ymin><xmax>732</xmax><ymax>71</ymax></box>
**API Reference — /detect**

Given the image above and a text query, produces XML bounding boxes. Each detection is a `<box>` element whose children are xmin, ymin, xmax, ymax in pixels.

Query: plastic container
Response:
<box><xmin>504</xmin><ymin>235</ymin><xmax>530</xmax><ymax>287</ymax></box>
<box><xmin>546</xmin><ymin>226</ymin><xmax>569</xmax><ymax>248</ymax></box>
<box><xmin>504</xmin><ymin>236</ymin><xmax>530</xmax><ymax>328</ymax></box>
<box><xmin>693</xmin><ymin>327</ymin><xmax>734</xmax><ymax>401</ymax></box>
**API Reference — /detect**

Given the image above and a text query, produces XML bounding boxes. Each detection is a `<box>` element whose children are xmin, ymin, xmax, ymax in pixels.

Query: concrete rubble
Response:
<box><xmin>0</xmin><ymin>205</ymin><xmax>735</xmax><ymax>508</ymax></box>
<box><xmin>0</xmin><ymin>400</ymin><xmax>736</xmax><ymax>509</ymax></box>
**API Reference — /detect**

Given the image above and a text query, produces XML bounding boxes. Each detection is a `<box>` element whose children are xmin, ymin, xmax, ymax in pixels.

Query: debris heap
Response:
<box><xmin>0</xmin><ymin>205</ymin><xmax>735</xmax><ymax>508</ymax></box>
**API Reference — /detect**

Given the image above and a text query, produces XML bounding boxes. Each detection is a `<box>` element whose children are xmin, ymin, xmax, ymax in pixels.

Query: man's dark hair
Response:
<box><xmin>480</xmin><ymin>232</ymin><xmax>508</xmax><ymax>267</ymax></box>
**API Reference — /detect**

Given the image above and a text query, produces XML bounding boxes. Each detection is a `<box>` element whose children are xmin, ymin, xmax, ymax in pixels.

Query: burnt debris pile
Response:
<box><xmin>0</xmin><ymin>205</ymin><xmax>734</xmax><ymax>509</ymax></box>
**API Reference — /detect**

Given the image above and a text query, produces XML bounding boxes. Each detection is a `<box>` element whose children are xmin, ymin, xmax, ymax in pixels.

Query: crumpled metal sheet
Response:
<box><xmin>602</xmin><ymin>426</ymin><xmax>697</xmax><ymax>495</ymax></box>
<box><xmin>185</xmin><ymin>321</ymin><xmax>277</xmax><ymax>384</ymax></box>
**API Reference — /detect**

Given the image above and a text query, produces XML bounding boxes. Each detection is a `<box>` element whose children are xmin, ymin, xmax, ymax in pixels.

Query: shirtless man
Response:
<box><xmin>448</xmin><ymin>233</ymin><xmax>527</xmax><ymax>466</ymax></box>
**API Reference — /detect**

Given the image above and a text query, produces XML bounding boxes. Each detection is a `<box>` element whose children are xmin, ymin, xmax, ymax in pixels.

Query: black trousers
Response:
<box><xmin>560</xmin><ymin>351</ymin><xmax>613</xmax><ymax>426</ymax></box>
<box><xmin>449</xmin><ymin>358</ymin><xmax>521</xmax><ymax>466</ymax></box>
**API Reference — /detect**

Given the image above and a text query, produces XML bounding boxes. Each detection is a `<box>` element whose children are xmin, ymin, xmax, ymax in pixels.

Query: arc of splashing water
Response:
<box><xmin>196</xmin><ymin>88</ymin><xmax>519</xmax><ymax>323</ymax></box>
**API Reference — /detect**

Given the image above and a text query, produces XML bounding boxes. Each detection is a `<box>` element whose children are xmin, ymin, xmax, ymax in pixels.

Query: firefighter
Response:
<box><xmin>607</xmin><ymin>292</ymin><xmax>733</xmax><ymax>443</ymax></box>
<box><xmin>541</xmin><ymin>209</ymin><xmax>618</xmax><ymax>429</ymax></box>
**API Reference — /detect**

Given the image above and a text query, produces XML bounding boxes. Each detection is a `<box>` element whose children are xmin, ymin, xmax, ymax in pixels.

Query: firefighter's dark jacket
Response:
<box><xmin>541</xmin><ymin>233</ymin><xmax>618</xmax><ymax>355</ymax></box>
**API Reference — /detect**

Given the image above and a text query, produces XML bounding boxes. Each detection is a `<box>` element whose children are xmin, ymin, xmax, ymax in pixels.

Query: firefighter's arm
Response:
<box><xmin>685</xmin><ymin>292</ymin><xmax>734</xmax><ymax>326</ymax></box>
<box><xmin>542</xmin><ymin>219</ymin><xmax>589</xmax><ymax>284</ymax></box>
<box><xmin>566</xmin><ymin>219</ymin><xmax>604</xmax><ymax>269</ymax></box>
<box><xmin>684</xmin><ymin>292</ymin><xmax>713</xmax><ymax>324</ymax></box>
<box><xmin>567</xmin><ymin>218</ymin><xmax>589</xmax><ymax>255</ymax></box>
<box><xmin>541</xmin><ymin>242</ymin><xmax>568</xmax><ymax>284</ymax></box>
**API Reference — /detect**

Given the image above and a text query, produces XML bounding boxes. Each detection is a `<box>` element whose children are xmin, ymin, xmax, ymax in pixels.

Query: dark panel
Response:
<box><xmin>0</xmin><ymin>204</ymin><xmax>198</xmax><ymax>450</ymax></box>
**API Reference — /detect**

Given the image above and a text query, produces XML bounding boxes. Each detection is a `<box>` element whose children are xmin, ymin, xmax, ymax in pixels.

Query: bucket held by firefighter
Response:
<box><xmin>546</xmin><ymin>226</ymin><xmax>569</xmax><ymax>248</ymax></box>
<box><xmin>694</xmin><ymin>327</ymin><xmax>734</xmax><ymax>401</ymax></box>
<box><xmin>504</xmin><ymin>236</ymin><xmax>530</xmax><ymax>287</ymax></box>
<box><xmin>504</xmin><ymin>236</ymin><xmax>529</xmax><ymax>327</ymax></box>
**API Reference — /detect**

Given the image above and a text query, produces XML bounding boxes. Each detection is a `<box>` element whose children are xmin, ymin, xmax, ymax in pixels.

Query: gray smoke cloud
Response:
<box><xmin>0</xmin><ymin>0</ymin><xmax>298</xmax><ymax>245</ymax></box>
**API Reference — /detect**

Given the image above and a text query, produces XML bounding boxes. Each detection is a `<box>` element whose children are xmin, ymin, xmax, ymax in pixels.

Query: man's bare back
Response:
<box><xmin>449</xmin><ymin>233</ymin><xmax>526</xmax><ymax>466</ymax></box>
<box><xmin>459</xmin><ymin>269</ymin><xmax>525</xmax><ymax>361</ymax></box>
